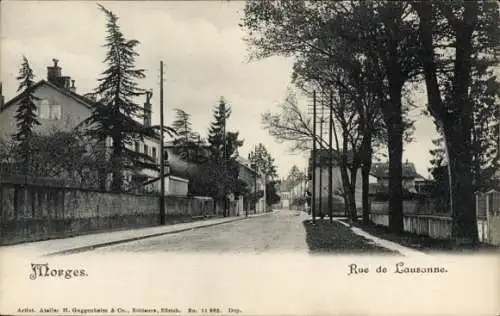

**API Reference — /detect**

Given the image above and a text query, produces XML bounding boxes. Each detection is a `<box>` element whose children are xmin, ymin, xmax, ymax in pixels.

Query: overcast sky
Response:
<box><xmin>0</xmin><ymin>1</ymin><xmax>439</xmax><ymax>179</ymax></box>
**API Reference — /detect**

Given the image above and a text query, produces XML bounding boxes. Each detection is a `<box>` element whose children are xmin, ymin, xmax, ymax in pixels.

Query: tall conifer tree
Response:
<box><xmin>172</xmin><ymin>109</ymin><xmax>202</xmax><ymax>161</ymax></box>
<box><xmin>202</xmin><ymin>97</ymin><xmax>244</xmax><ymax>215</ymax></box>
<box><xmin>84</xmin><ymin>4</ymin><xmax>161</xmax><ymax>191</ymax></box>
<box><xmin>14</xmin><ymin>56</ymin><xmax>41</xmax><ymax>174</ymax></box>
<box><xmin>248</xmin><ymin>143</ymin><xmax>278</xmax><ymax>180</ymax></box>
<box><xmin>14</xmin><ymin>56</ymin><xmax>40</xmax><ymax>143</ymax></box>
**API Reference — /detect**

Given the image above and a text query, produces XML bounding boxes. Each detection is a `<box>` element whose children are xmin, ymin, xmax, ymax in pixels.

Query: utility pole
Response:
<box><xmin>319</xmin><ymin>104</ymin><xmax>324</xmax><ymax>220</ymax></box>
<box><xmin>222</xmin><ymin>99</ymin><xmax>228</xmax><ymax>217</ymax></box>
<box><xmin>311</xmin><ymin>90</ymin><xmax>317</xmax><ymax>224</ymax></box>
<box><xmin>245</xmin><ymin>172</ymin><xmax>249</xmax><ymax>216</ymax></box>
<box><xmin>159</xmin><ymin>60</ymin><xmax>166</xmax><ymax>225</ymax></box>
<box><xmin>304</xmin><ymin>167</ymin><xmax>308</xmax><ymax>213</ymax></box>
<box><xmin>328</xmin><ymin>90</ymin><xmax>333</xmax><ymax>223</ymax></box>
<box><xmin>254</xmin><ymin>169</ymin><xmax>258</xmax><ymax>214</ymax></box>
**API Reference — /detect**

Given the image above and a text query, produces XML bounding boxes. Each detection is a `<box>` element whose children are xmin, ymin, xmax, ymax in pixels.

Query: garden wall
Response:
<box><xmin>0</xmin><ymin>182</ymin><xmax>214</xmax><ymax>245</ymax></box>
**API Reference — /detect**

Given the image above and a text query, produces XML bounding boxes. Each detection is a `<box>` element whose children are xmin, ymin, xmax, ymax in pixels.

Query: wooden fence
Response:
<box><xmin>370</xmin><ymin>190</ymin><xmax>500</xmax><ymax>245</ymax></box>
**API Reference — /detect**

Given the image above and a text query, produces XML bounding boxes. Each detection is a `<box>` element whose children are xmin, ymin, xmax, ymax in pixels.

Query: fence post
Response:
<box><xmin>476</xmin><ymin>193</ymin><xmax>482</xmax><ymax>242</ymax></box>
<box><xmin>485</xmin><ymin>192</ymin><xmax>490</xmax><ymax>242</ymax></box>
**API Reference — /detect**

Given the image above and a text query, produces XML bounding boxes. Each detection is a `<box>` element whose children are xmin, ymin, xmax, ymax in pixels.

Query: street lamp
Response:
<box><xmin>159</xmin><ymin>60</ymin><xmax>166</xmax><ymax>225</ymax></box>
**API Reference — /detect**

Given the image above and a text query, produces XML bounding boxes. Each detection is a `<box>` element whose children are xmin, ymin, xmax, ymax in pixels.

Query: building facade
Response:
<box><xmin>236</xmin><ymin>157</ymin><xmax>267</xmax><ymax>215</ymax></box>
<box><xmin>308</xmin><ymin>149</ymin><xmax>362</xmax><ymax>215</ymax></box>
<box><xmin>0</xmin><ymin>62</ymin><xmax>93</xmax><ymax>138</ymax></box>
<box><xmin>370</xmin><ymin>161</ymin><xmax>426</xmax><ymax>193</ymax></box>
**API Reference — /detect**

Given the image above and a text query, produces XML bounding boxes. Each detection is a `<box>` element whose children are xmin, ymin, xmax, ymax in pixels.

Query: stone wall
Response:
<box><xmin>0</xmin><ymin>183</ymin><xmax>214</xmax><ymax>245</ymax></box>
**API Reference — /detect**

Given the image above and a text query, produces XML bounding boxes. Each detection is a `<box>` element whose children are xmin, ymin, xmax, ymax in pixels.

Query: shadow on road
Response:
<box><xmin>302</xmin><ymin>219</ymin><xmax>398</xmax><ymax>255</ymax></box>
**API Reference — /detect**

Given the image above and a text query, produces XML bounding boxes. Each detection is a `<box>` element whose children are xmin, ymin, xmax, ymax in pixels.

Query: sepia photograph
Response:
<box><xmin>0</xmin><ymin>1</ymin><xmax>499</xmax><ymax>315</ymax></box>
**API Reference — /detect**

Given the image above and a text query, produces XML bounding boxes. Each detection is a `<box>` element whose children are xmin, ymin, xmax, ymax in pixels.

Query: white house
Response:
<box><xmin>309</xmin><ymin>149</ymin><xmax>362</xmax><ymax>215</ymax></box>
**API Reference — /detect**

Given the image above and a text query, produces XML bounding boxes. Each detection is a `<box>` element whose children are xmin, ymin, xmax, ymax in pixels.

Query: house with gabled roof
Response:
<box><xmin>0</xmin><ymin>58</ymin><xmax>189</xmax><ymax>195</ymax></box>
<box><xmin>0</xmin><ymin>59</ymin><xmax>94</xmax><ymax>137</ymax></box>
<box><xmin>370</xmin><ymin>161</ymin><xmax>427</xmax><ymax>193</ymax></box>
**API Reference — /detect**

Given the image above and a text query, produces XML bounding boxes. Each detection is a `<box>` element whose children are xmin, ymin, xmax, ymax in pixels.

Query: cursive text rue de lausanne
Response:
<box><xmin>347</xmin><ymin>262</ymin><xmax>448</xmax><ymax>275</ymax></box>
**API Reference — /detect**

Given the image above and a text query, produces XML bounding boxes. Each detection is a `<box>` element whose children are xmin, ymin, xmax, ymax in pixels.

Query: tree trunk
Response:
<box><xmin>111</xmin><ymin>137</ymin><xmax>123</xmax><ymax>192</ymax></box>
<box><xmin>443</xmin><ymin>105</ymin><xmax>478</xmax><ymax>246</ymax></box>
<box><xmin>414</xmin><ymin>1</ymin><xmax>479</xmax><ymax>246</ymax></box>
<box><xmin>360</xmin><ymin>133</ymin><xmax>373</xmax><ymax>224</ymax></box>
<box><xmin>387</xmin><ymin>125</ymin><xmax>404</xmax><ymax>234</ymax></box>
<box><xmin>361</xmin><ymin>162</ymin><xmax>371</xmax><ymax>224</ymax></box>
<box><xmin>446</xmin><ymin>1</ymin><xmax>479</xmax><ymax>247</ymax></box>
<box><xmin>444</xmin><ymin>126</ymin><xmax>478</xmax><ymax>245</ymax></box>
<box><xmin>385</xmin><ymin>87</ymin><xmax>404</xmax><ymax>234</ymax></box>
<box><xmin>381</xmin><ymin>53</ymin><xmax>405</xmax><ymax>234</ymax></box>
<box><xmin>22</xmin><ymin>141</ymin><xmax>30</xmax><ymax>176</ymax></box>
<box><xmin>339</xmin><ymin>162</ymin><xmax>351</xmax><ymax>218</ymax></box>
<box><xmin>95</xmin><ymin>138</ymin><xmax>108</xmax><ymax>191</ymax></box>
<box><xmin>348</xmin><ymin>166</ymin><xmax>358</xmax><ymax>221</ymax></box>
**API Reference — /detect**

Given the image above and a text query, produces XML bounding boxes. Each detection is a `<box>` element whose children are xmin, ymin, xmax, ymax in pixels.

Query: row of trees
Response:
<box><xmin>248</xmin><ymin>143</ymin><xmax>281</xmax><ymax>206</ymax></box>
<box><xmin>179</xmin><ymin>98</ymin><xmax>247</xmax><ymax>214</ymax></box>
<box><xmin>280</xmin><ymin>165</ymin><xmax>307</xmax><ymax>192</ymax></box>
<box><xmin>241</xmin><ymin>1</ymin><xmax>499</xmax><ymax>245</ymax></box>
<box><xmin>89</xmin><ymin>3</ymin><xmax>278</xmax><ymax>207</ymax></box>
<box><xmin>170</xmin><ymin>102</ymin><xmax>280</xmax><ymax>210</ymax></box>
<box><xmin>281</xmin><ymin>165</ymin><xmax>308</xmax><ymax>207</ymax></box>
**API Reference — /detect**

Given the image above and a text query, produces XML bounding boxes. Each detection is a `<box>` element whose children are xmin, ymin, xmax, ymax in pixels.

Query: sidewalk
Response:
<box><xmin>0</xmin><ymin>211</ymin><xmax>274</xmax><ymax>257</ymax></box>
<box><xmin>334</xmin><ymin>219</ymin><xmax>427</xmax><ymax>256</ymax></box>
<box><xmin>306</xmin><ymin>216</ymin><xmax>427</xmax><ymax>256</ymax></box>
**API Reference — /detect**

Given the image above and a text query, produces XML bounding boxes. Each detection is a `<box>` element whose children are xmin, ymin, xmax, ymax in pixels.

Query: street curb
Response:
<box><xmin>44</xmin><ymin>212</ymin><xmax>273</xmax><ymax>256</ymax></box>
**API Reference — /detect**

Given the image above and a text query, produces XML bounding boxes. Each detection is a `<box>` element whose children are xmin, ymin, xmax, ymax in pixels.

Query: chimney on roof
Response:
<box><xmin>62</xmin><ymin>76</ymin><xmax>71</xmax><ymax>90</ymax></box>
<box><xmin>47</xmin><ymin>58</ymin><xmax>73</xmax><ymax>91</ymax></box>
<box><xmin>143</xmin><ymin>89</ymin><xmax>153</xmax><ymax>127</ymax></box>
<box><xmin>70</xmin><ymin>80</ymin><xmax>76</xmax><ymax>93</ymax></box>
<box><xmin>47</xmin><ymin>58</ymin><xmax>62</xmax><ymax>85</ymax></box>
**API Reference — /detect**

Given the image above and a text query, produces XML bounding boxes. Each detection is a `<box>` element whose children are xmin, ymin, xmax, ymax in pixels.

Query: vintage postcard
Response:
<box><xmin>0</xmin><ymin>1</ymin><xmax>499</xmax><ymax>315</ymax></box>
